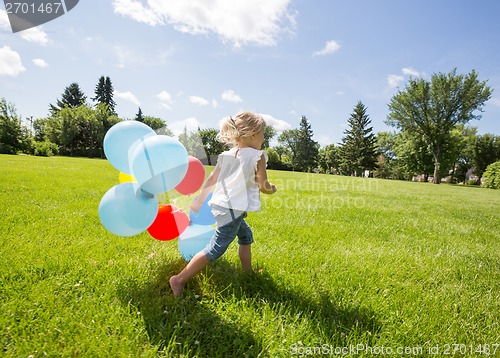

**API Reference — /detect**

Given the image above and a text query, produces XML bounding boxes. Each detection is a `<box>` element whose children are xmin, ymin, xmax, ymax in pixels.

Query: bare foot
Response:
<box><xmin>169</xmin><ymin>275</ymin><xmax>183</xmax><ymax>297</ymax></box>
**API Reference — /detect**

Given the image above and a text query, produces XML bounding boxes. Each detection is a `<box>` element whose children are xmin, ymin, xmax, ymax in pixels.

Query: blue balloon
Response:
<box><xmin>178</xmin><ymin>224</ymin><xmax>214</xmax><ymax>261</ymax></box>
<box><xmin>103</xmin><ymin>121</ymin><xmax>155</xmax><ymax>174</ymax></box>
<box><xmin>98</xmin><ymin>182</ymin><xmax>158</xmax><ymax>237</ymax></box>
<box><xmin>189</xmin><ymin>192</ymin><xmax>216</xmax><ymax>225</ymax></box>
<box><xmin>131</xmin><ymin>135</ymin><xmax>189</xmax><ymax>195</ymax></box>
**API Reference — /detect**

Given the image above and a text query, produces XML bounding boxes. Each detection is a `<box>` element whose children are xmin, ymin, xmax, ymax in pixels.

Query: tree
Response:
<box><xmin>143</xmin><ymin>116</ymin><xmax>173</xmax><ymax>136</ymax></box>
<box><xmin>278</xmin><ymin>129</ymin><xmax>301</xmax><ymax>171</ymax></box>
<box><xmin>374</xmin><ymin>132</ymin><xmax>398</xmax><ymax>179</ymax></box>
<box><xmin>318</xmin><ymin>144</ymin><xmax>340</xmax><ymax>174</ymax></box>
<box><xmin>472</xmin><ymin>133</ymin><xmax>500</xmax><ymax>182</ymax></box>
<box><xmin>50</xmin><ymin>82</ymin><xmax>87</xmax><ymax>113</ymax></box>
<box><xmin>92</xmin><ymin>76</ymin><xmax>116</xmax><ymax>115</ymax></box>
<box><xmin>263</xmin><ymin>125</ymin><xmax>276</xmax><ymax>149</ymax></box>
<box><xmin>44</xmin><ymin>104</ymin><xmax>112</xmax><ymax>157</ymax></box>
<box><xmin>376</xmin><ymin>132</ymin><xmax>397</xmax><ymax>162</ymax></box>
<box><xmin>454</xmin><ymin>126</ymin><xmax>478</xmax><ymax>183</ymax></box>
<box><xmin>387</xmin><ymin>69</ymin><xmax>492</xmax><ymax>183</ymax></box>
<box><xmin>57</xmin><ymin>104</ymin><xmax>103</xmax><ymax>157</ymax></box>
<box><xmin>393</xmin><ymin>130</ymin><xmax>435</xmax><ymax>180</ymax></box>
<box><xmin>95</xmin><ymin>103</ymin><xmax>120</xmax><ymax>157</ymax></box>
<box><xmin>264</xmin><ymin>147</ymin><xmax>281</xmax><ymax>170</ymax></box>
<box><xmin>179</xmin><ymin>127</ymin><xmax>207</xmax><ymax>160</ymax></box>
<box><xmin>295</xmin><ymin>116</ymin><xmax>319</xmax><ymax>172</ymax></box>
<box><xmin>0</xmin><ymin>98</ymin><xmax>31</xmax><ymax>154</ymax></box>
<box><xmin>339</xmin><ymin>101</ymin><xmax>377</xmax><ymax>176</ymax></box>
<box><xmin>482</xmin><ymin>161</ymin><xmax>500</xmax><ymax>189</ymax></box>
<box><xmin>198</xmin><ymin>128</ymin><xmax>227</xmax><ymax>165</ymax></box>
<box><xmin>135</xmin><ymin>107</ymin><xmax>144</xmax><ymax>122</ymax></box>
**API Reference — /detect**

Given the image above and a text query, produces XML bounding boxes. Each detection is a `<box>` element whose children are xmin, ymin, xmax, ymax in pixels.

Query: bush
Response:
<box><xmin>34</xmin><ymin>141</ymin><xmax>59</xmax><ymax>157</ymax></box>
<box><xmin>482</xmin><ymin>161</ymin><xmax>500</xmax><ymax>189</ymax></box>
<box><xmin>0</xmin><ymin>143</ymin><xmax>15</xmax><ymax>154</ymax></box>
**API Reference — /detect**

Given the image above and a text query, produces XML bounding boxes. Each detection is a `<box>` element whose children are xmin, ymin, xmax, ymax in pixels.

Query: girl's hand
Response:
<box><xmin>190</xmin><ymin>198</ymin><xmax>202</xmax><ymax>213</ymax></box>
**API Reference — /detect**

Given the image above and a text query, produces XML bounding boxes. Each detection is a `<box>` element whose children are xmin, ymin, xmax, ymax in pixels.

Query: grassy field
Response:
<box><xmin>1</xmin><ymin>154</ymin><xmax>499</xmax><ymax>357</ymax></box>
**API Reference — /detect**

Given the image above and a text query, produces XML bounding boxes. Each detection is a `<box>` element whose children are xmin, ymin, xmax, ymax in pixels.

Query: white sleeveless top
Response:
<box><xmin>208</xmin><ymin>147</ymin><xmax>266</xmax><ymax>212</ymax></box>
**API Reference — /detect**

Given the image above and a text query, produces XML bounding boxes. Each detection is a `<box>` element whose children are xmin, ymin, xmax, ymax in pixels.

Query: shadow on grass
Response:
<box><xmin>118</xmin><ymin>258</ymin><xmax>381</xmax><ymax>356</ymax></box>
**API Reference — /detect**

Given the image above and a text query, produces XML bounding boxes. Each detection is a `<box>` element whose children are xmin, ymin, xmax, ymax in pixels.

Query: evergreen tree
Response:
<box><xmin>135</xmin><ymin>107</ymin><xmax>144</xmax><ymax>122</ymax></box>
<box><xmin>50</xmin><ymin>82</ymin><xmax>87</xmax><ymax>113</ymax></box>
<box><xmin>92</xmin><ymin>76</ymin><xmax>116</xmax><ymax>115</ymax></box>
<box><xmin>339</xmin><ymin>101</ymin><xmax>377</xmax><ymax>176</ymax></box>
<box><xmin>295</xmin><ymin>116</ymin><xmax>319</xmax><ymax>172</ymax></box>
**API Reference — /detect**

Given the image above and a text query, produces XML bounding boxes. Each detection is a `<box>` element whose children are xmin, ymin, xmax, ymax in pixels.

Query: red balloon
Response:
<box><xmin>175</xmin><ymin>156</ymin><xmax>205</xmax><ymax>195</ymax></box>
<box><xmin>147</xmin><ymin>204</ymin><xmax>189</xmax><ymax>241</ymax></box>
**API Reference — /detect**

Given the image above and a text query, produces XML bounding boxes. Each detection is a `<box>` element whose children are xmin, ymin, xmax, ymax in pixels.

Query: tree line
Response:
<box><xmin>1</xmin><ymin>70</ymin><xmax>499</xmax><ymax>185</ymax></box>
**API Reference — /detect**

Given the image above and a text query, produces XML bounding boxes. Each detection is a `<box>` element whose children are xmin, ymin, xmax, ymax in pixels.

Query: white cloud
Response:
<box><xmin>114</xmin><ymin>0</ymin><xmax>296</xmax><ymax>47</ymax></box>
<box><xmin>112</xmin><ymin>0</ymin><xmax>163</xmax><ymax>26</ymax></box>
<box><xmin>0</xmin><ymin>46</ymin><xmax>26</xmax><ymax>77</ymax></box>
<box><xmin>189</xmin><ymin>95</ymin><xmax>210</xmax><ymax>106</ymax></box>
<box><xmin>0</xmin><ymin>10</ymin><xmax>10</xmax><ymax>30</ymax></box>
<box><xmin>169</xmin><ymin>117</ymin><xmax>204</xmax><ymax>137</ymax></box>
<box><xmin>33</xmin><ymin>58</ymin><xmax>48</xmax><ymax>68</ymax></box>
<box><xmin>313</xmin><ymin>40</ymin><xmax>341</xmax><ymax>57</ymax></box>
<box><xmin>221</xmin><ymin>90</ymin><xmax>242</xmax><ymax>103</ymax></box>
<box><xmin>1</xmin><ymin>10</ymin><xmax>49</xmax><ymax>45</ymax></box>
<box><xmin>402</xmin><ymin>67</ymin><xmax>420</xmax><ymax>77</ymax></box>
<box><xmin>157</xmin><ymin>90</ymin><xmax>173</xmax><ymax>109</ymax></box>
<box><xmin>387</xmin><ymin>74</ymin><xmax>404</xmax><ymax>88</ymax></box>
<box><xmin>19</xmin><ymin>27</ymin><xmax>49</xmax><ymax>46</ymax></box>
<box><xmin>388</xmin><ymin>67</ymin><xmax>422</xmax><ymax>88</ymax></box>
<box><xmin>260</xmin><ymin>114</ymin><xmax>292</xmax><ymax>133</ymax></box>
<box><xmin>114</xmin><ymin>90</ymin><xmax>140</xmax><ymax>106</ymax></box>
<box><xmin>212</xmin><ymin>99</ymin><xmax>218</xmax><ymax>108</ymax></box>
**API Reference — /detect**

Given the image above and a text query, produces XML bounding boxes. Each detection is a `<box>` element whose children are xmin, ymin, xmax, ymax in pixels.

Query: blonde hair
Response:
<box><xmin>217</xmin><ymin>111</ymin><xmax>266</xmax><ymax>147</ymax></box>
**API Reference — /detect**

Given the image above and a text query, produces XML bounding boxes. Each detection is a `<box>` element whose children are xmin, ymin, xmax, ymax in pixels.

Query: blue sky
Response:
<box><xmin>1</xmin><ymin>0</ymin><xmax>500</xmax><ymax>146</ymax></box>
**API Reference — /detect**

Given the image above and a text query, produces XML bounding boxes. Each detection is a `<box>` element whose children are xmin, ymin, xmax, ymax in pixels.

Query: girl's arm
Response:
<box><xmin>256</xmin><ymin>154</ymin><xmax>277</xmax><ymax>194</ymax></box>
<box><xmin>190</xmin><ymin>165</ymin><xmax>221</xmax><ymax>212</ymax></box>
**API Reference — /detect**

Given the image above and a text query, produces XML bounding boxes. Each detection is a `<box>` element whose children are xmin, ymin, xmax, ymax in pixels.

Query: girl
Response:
<box><xmin>170</xmin><ymin>111</ymin><xmax>277</xmax><ymax>297</ymax></box>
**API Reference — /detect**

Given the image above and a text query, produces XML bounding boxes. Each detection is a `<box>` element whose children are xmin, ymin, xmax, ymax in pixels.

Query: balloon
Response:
<box><xmin>147</xmin><ymin>204</ymin><xmax>189</xmax><ymax>241</ymax></box>
<box><xmin>178</xmin><ymin>224</ymin><xmax>214</xmax><ymax>261</ymax></box>
<box><xmin>175</xmin><ymin>156</ymin><xmax>205</xmax><ymax>195</ymax></box>
<box><xmin>98</xmin><ymin>182</ymin><xmax>158</xmax><ymax>237</ymax></box>
<box><xmin>119</xmin><ymin>171</ymin><xmax>136</xmax><ymax>183</ymax></box>
<box><xmin>189</xmin><ymin>192</ymin><xmax>216</xmax><ymax>225</ymax></box>
<box><xmin>103</xmin><ymin>121</ymin><xmax>156</xmax><ymax>174</ymax></box>
<box><xmin>130</xmin><ymin>135</ymin><xmax>189</xmax><ymax>194</ymax></box>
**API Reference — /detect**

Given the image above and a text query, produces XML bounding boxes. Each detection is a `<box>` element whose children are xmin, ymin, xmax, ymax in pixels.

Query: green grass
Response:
<box><xmin>1</xmin><ymin>154</ymin><xmax>499</xmax><ymax>357</ymax></box>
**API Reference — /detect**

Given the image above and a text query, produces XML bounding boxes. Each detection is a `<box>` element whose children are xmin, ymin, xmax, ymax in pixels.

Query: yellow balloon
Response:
<box><xmin>119</xmin><ymin>172</ymin><xmax>136</xmax><ymax>183</ymax></box>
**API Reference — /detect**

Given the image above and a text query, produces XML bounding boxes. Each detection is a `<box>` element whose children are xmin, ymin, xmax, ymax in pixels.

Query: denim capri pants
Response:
<box><xmin>203</xmin><ymin>206</ymin><xmax>254</xmax><ymax>262</ymax></box>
